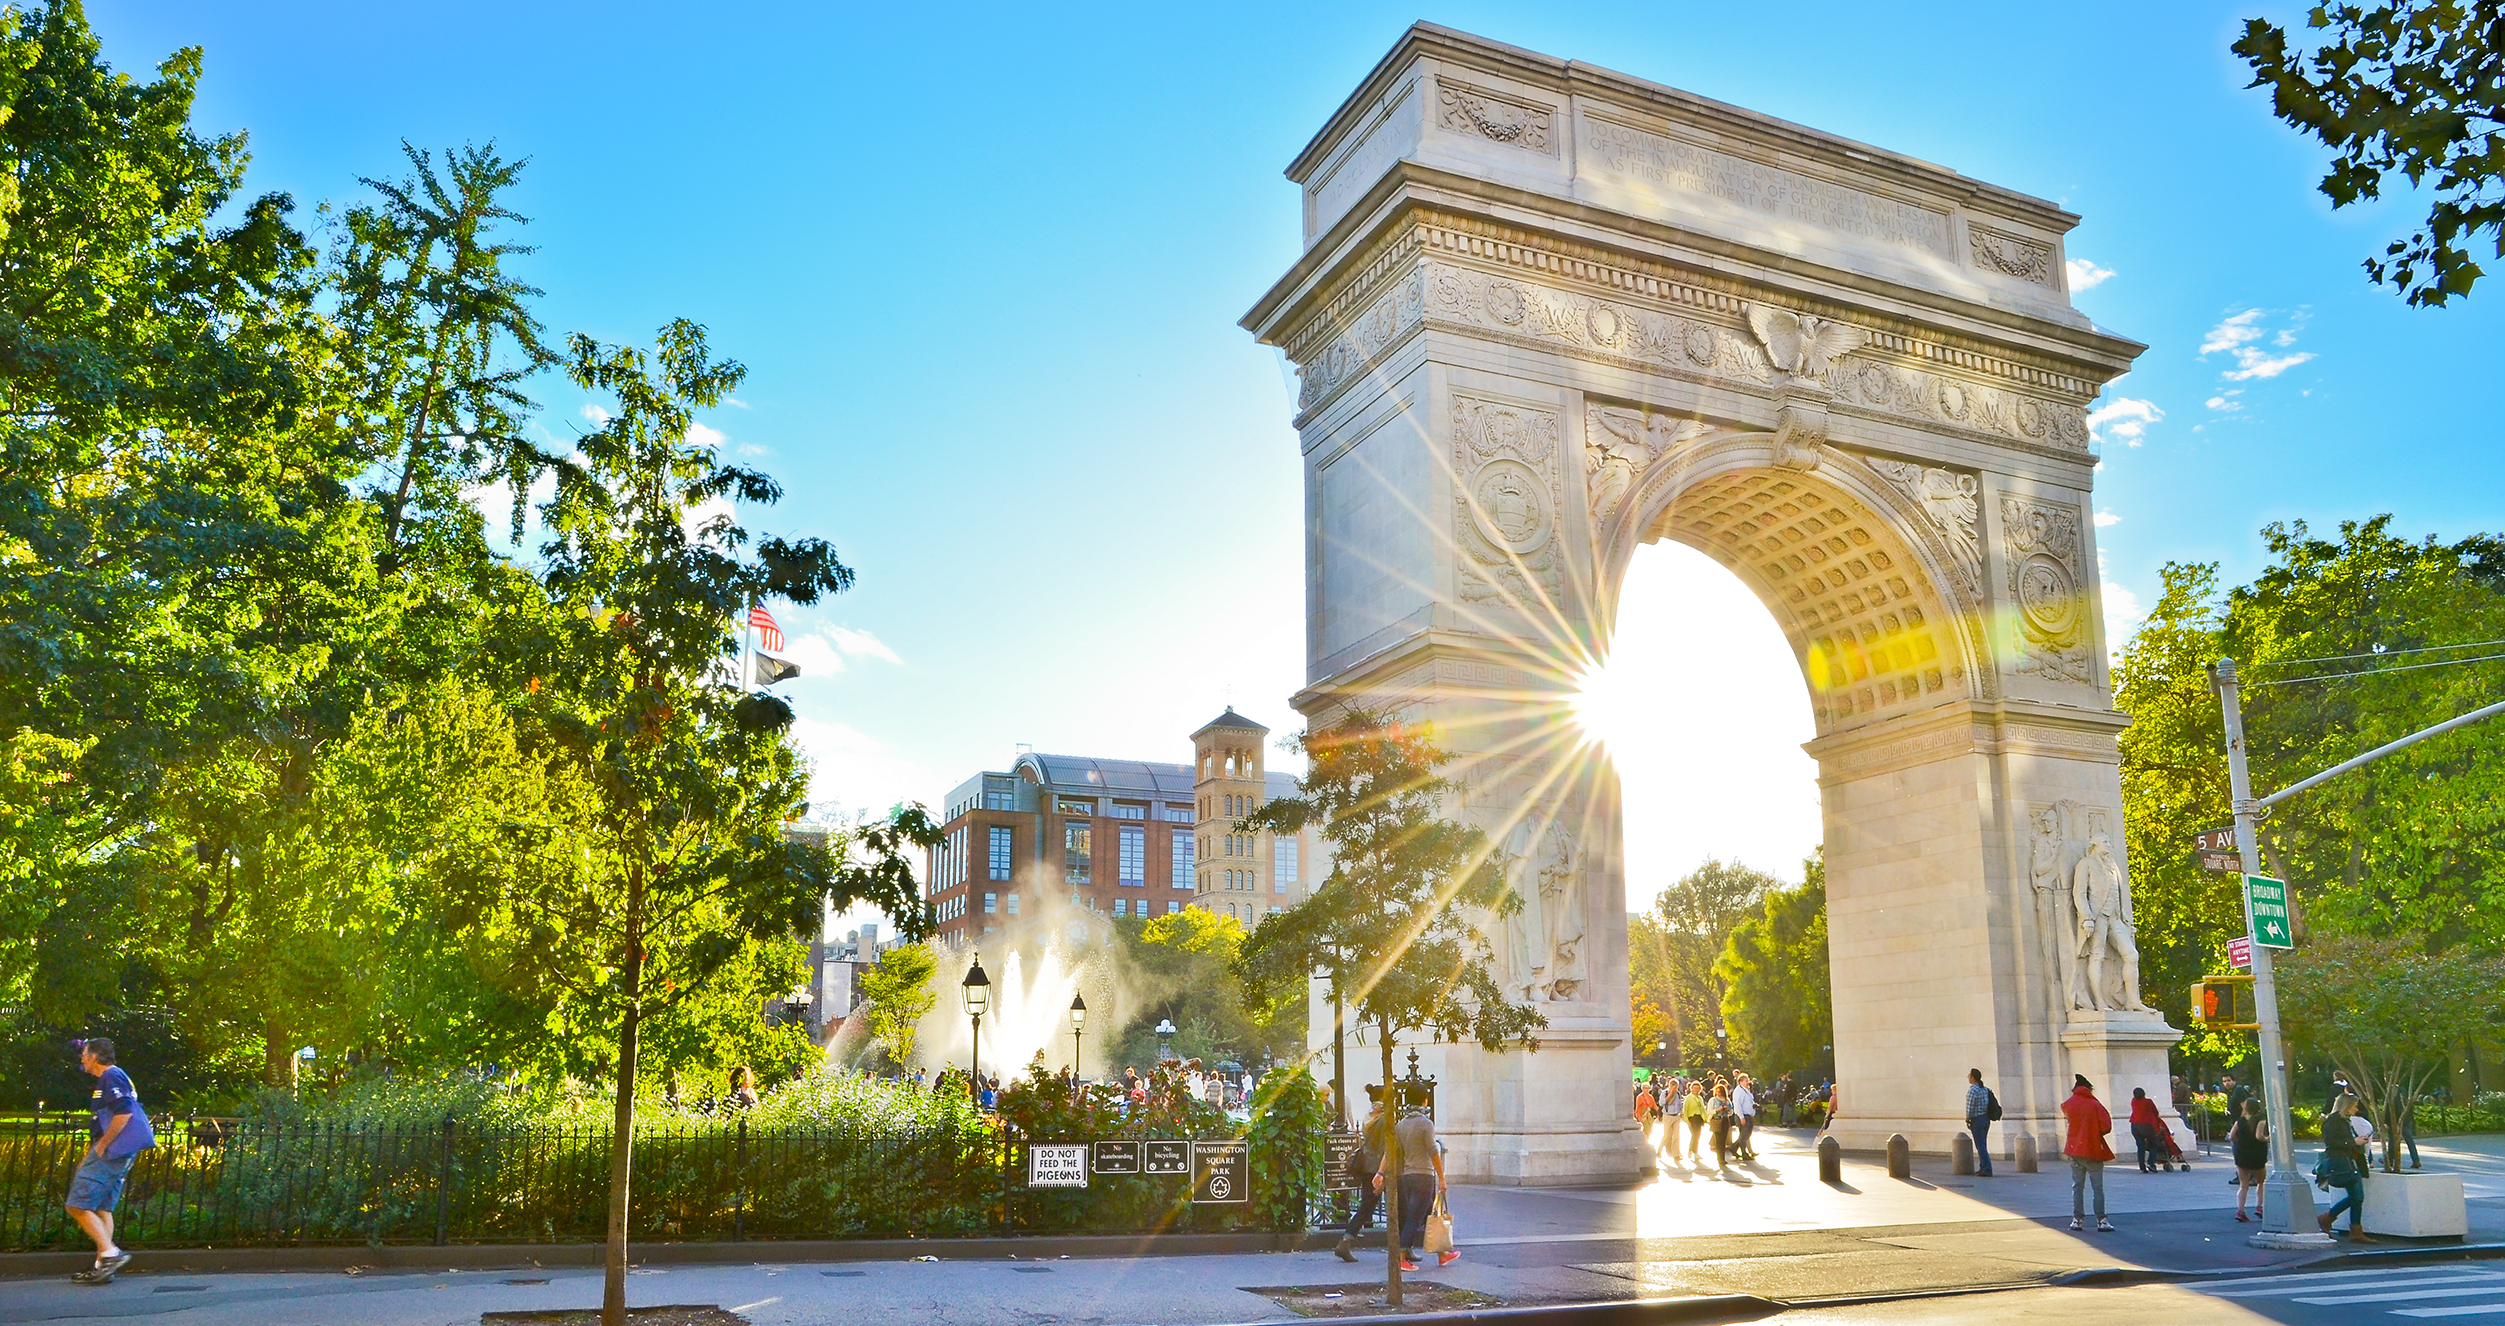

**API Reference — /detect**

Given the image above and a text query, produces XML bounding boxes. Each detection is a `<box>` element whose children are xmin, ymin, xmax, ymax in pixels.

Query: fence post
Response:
<box><xmin>734</xmin><ymin>1117</ymin><xmax>747</xmax><ymax>1242</ymax></box>
<box><xmin>434</xmin><ymin>1116</ymin><xmax>453</xmax><ymax>1247</ymax></box>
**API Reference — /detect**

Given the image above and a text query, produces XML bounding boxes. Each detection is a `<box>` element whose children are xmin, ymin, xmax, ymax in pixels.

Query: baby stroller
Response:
<box><xmin>2155</xmin><ymin>1117</ymin><xmax>2190</xmax><ymax>1171</ymax></box>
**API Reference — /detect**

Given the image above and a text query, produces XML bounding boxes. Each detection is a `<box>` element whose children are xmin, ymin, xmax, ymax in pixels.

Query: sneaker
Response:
<box><xmin>2235</xmin><ymin>1211</ymin><xmax>2249</xmax><ymax>1222</ymax></box>
<box><xmin>93</xmin><ymin>1252</ymin><xmax>131</xmax><ymax>1280</ymax></box>
<box><xmin>1438</xmin><ymin>1250</ymin><xmax>1461</xmax><ymax>1267</ymax></box>
<box><xmin>1334</xmin><ymin>1235</ymin><xmax>1357</xmax><ymax>1264</ymax></box>
<box><xmin>2069</xmin><ymin>1218</ymin><xmax>2083</xmax><ymax>1231</ymax></box>
<box><xmin>1399</xmin><ymin>1259</ymin><xmax>1419</xmax><ymax>1272</ymax></box>
<box><xmin>2097</xmin><ymin>1219</ymin><xmax>2116</xmax><ymax>1233</ymax></box>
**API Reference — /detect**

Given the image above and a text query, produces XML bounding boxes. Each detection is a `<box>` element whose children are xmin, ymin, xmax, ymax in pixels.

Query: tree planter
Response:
<box><xmin>2360</xmin><ymin>1170</ymin><xmax>2466</xmax><ymax>1239</ymax></box>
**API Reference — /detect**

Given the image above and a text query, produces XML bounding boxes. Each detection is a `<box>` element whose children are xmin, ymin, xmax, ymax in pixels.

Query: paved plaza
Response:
<box><xmin>5</xmin><ymin>1128</ymin><xmax>2499</xmax><ymax>1325</ymax></box>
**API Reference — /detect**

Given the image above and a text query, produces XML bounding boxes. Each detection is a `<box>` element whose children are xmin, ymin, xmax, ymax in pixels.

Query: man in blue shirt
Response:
<box><xmin>67</xmin><ymin>1038</ymin><xmax>154</xmax><ymax>1284</ymax></box>
<box><xmin>1964</xmin><ymin>1068</ymin><xmax>1997</xmax><ymax>1178</ymax></box>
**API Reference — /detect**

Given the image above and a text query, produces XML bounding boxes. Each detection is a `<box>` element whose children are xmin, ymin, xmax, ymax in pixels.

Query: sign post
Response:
<box><xmin>2213</xmin><ymin>658</ymin><xmax>2323</xmax><ymax>1245</ymax></box>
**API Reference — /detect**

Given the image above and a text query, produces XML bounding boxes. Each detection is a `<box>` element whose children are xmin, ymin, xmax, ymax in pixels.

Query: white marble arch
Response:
<box><xmin>1246</xmin><ymin>24</ymin><xmax>2179</xmax><ymax>1182</ymax></box>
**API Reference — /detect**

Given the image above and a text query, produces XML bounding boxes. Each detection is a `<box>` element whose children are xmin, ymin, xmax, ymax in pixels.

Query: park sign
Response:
<box><xmin>1028</xmin><ymin>1144</ymin><xmax>1088</xmax><ymax>1188</ymax></box>
<box><xmin>2244</xmin><ymin>875</ymin><xmax>2294</xmax><ymax>949</ymax></box>
<box><xmin>1191</xmin><ymin>1140</ymin><xmax>1248</xmax><ymax>1204</ymax></box>
<box><xmin>2193</xmin><ymin>825</ymin><xmax>2241</xmax><ymax>874</ymax></box>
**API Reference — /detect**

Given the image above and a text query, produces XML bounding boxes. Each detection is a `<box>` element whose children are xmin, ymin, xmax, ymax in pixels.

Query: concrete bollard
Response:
<box><xmin>2016</xmin><ymin>1132</ymin><xmax>2040</xmax><ymax>1173</ymax></box>
<box><xmin>1817</xmin><ymin>1134</ymin><xmax>1842</xmax><ymax>1184</ymax></box>
<box><xmin>1951</xmin><ymin>1131</ymin><xmax>1975</xmax><ymax>1175</ymax></box>
<box><xmin>1886</xmin><ymin>1133</ymin><xmax>1911</xmax><ymax>1179</ymax></box>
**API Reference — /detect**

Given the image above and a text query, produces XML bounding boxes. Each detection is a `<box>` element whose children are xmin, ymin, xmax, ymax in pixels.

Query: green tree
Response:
<box><xmin>1237</xmin><ymin>710</ymin><xmax>1541</xmax><ymax>1306</ymax></box>
<box><xmin>1714</xmin><ymin>852</ymin><xmax>1831</xmax><ymax>1078</ymax></box>
<box><xmin>2236</xmin><ymin>2</ymin><xmax>2505</xmax><ymax>305</ymax></box>
<box><xmin>2117</xmin><ymin>518</ymin><xmax>2505</xmax><ymax>1039</ymax></box>
<box><xmin>857</xmin><ymin>942</ymin><xmax>939</xmax><ymax>1067</ymax></box>
<box><xmin>1106</xmin><ymin>908</ymin><xmax>1299</xmax><ymax>1072</ymax></box>
<box><xmin>1631</xmin><ymin>859</ymin><xmax>1777</xmax><ymax>1068</ymax></box>
<box><xmin>511</xmin><ymin>318</ymin><xmax>931</xmax><ymax>1326</ymax></box>
<box><xmin>2280</xmin><ymin>933</ymin><xmax>2505</xmax><ymax>1170</ymax></box>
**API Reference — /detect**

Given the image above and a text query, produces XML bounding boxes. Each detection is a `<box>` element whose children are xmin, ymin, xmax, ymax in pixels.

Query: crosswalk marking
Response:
<box><xmin>2294</xmin><ymin>1283</ymin><xmax>2505</xmax><ymax>1306</ymax></box>
<box><xmin>2211</xmin><ymin>1271</ymin><xmax>2505</xmax><ymax>1298</ymax></box>
<box><xmin>2199</xmin><ymin>1263</ymin><xmax>2505</xmax><ymax>1319</ymax></box>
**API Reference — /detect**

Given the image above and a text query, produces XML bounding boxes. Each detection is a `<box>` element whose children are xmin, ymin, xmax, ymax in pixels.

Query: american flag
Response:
<box><xmin>747</xmin><ymin>604</ymin><xmax>784</xmax><ymax>653</ymax></box>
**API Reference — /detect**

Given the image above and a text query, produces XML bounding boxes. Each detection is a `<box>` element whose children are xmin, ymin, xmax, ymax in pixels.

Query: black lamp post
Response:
<box><xmin>1069</xmin><ymin>992</ymin><xmax>1087</xmax><ymax>1077</ymax></box>
<box><xmin>961</xmin><ymin>953</ymin><xmax>990</xmax><ymax>1102</ymax></box>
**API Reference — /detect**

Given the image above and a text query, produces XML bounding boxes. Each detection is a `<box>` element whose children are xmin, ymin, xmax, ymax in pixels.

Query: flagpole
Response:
<box><xmin>741</xmin><ymin>595</ymin><xmax>755</xmax><ymax>692</ymax></box>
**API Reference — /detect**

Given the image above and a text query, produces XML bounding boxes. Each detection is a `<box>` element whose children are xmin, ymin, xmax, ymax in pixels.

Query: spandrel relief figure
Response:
<box><xmin>1534</xmin><ymin>818</ymin><xmax>1584</xmax><ymax>1000</ymax></box>
<box><xmin>2072</xmin><ymin>831</ymin><xmax>2148</xmax><ymax>1012</ymax></box>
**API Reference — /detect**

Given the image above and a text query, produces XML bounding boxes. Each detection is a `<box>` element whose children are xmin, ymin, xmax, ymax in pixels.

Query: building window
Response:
<box><xmin>983</xmin><ymin>777</ymin><xmax>1017</xmax><ymax>812</ymax></box>
<box><xmin>1057</xmin><ymin>796</ymin><xmax>1095</xmax><ymax>816</ymax></box>
<box><xmin>988</xmin><ymin>826</ymin><xmax>1012</xmax><ymax>881</ymax></box>
<box><xmin>1171</xmin><ymin>832</ymin><xmax>1194</xmax><ymax>888</ymax></box>
<box><xmin>1167</xmin><ymin>900</ymin><xmax>1181</xmax><ymax>915</ymax></box>
<box><xmin>1119</xmin><ymin>826</ymin><xmax>1145</xmax><ymax>885</ymax></box>
<box><xmin>1275</xmin><ymin>839</ymin><xmax>1297</xmax><ymax>891</ymax></box>
<box><xmin>1113</xmin><ymin>898</ymin><xmax>1127</xmax><ymax>918</ymax></box>
<box><xmin>1163</xmin><ymin>803</ymin><xmax>1191</xmax><ymax>823</ymax></box>
<box><xmin>1064</xmin><ymin>821</ymin><xmax>1091</xmax><ymax>882</ymax></box>
<box><xmin>1112</xmin><ymin>801</ymin><xmax>1146</xmax><ymax>820</ymax></box>
<box><xmin>983</xmin><ymin>892</ymin><xmax>998</xmax><ymax>914</ymax></box>
<box><xmin>1005</xmin><ymin>893</ymin><xmax>1019</xmax><ymax>915</ymax></box>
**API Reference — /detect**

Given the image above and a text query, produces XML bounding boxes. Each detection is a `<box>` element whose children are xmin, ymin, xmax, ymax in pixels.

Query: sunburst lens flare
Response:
<box><xmin>1568</xmin><ymin>654</ymin><xmax>1635</xmax><ymax>752</ymax></box>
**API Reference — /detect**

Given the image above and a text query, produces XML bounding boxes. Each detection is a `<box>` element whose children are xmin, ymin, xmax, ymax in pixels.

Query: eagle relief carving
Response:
<box><xmin>1746</xmin><ymin>306</ymin><xmax>1866</xmax><ymax>470</ymax></box>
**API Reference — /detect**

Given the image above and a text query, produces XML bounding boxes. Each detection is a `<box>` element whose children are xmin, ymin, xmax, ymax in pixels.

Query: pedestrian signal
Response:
<box><xmin>2189</xmin><ymin>974</ymin><xmax>2257</xmax><ymax>1030</ymax></box>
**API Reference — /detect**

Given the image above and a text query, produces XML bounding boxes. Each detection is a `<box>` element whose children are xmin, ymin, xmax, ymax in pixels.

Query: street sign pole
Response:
<box><xmin>2213</xmin><ymin>658</ymin><xmax>2325</xmax><ymax>1246</ymax></box>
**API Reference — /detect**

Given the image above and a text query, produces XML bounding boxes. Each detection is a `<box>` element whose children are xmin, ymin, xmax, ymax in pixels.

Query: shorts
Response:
<box><xmin>2237</xmin><ymin>1164</ymin><xmax>2266</xmax><ymax>1185</ymax></box>
<box><xmin>67</xmin><ymin>1154</ymin><xmax>134</xmax><ymax>1212</ymax></box>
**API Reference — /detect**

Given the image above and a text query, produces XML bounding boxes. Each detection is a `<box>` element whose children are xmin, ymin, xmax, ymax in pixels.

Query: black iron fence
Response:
<box><xmin>2</xmin><ymin>1112</ymin><xmax>1327</xmax><ymax>1251</ymax></box>
<box><xmin>1</xmin><ymin>1114</ymin><xmax>997</xmax><ymax>1251</ymax></box>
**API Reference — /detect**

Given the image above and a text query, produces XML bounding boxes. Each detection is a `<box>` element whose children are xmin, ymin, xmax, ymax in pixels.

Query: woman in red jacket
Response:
<box><xmin>2128</xmin><ymin>1087</ymin><xmax>2167</xmax><ymax>1173</ymax></box>
<box><xmin>2062</xmin><ymin>1075</ymin><xmax>2117</xmax><ymax>1232</ymax></box>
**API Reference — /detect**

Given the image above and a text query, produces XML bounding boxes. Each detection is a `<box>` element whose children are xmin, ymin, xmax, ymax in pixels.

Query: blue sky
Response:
<box><xmin>88</xmin><ymin>2</ymin><xmax>2502</xmax><ymax>907</ymax></box>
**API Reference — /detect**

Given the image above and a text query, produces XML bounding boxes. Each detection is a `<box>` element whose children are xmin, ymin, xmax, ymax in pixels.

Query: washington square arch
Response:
<box><xmin>1243</xmin><ymin>25</ymin><xmax>2180</xmax><ymax>1185</ymax></box>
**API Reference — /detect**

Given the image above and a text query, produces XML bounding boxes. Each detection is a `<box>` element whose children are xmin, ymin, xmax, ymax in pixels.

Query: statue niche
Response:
<box><xmin>2028</xmin><ymin>801</ymin><xmax>2149</xmax><ymax>1015</ymax></box>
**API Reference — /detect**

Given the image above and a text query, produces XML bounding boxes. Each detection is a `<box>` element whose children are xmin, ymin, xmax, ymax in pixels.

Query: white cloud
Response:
<box><xmin>2201</xmin><ymin>308</ymin><xmax>2316</xmax><ymax>381</ymax></box>
<box><xmin>2102</xmin><ymin>577</ymin><xmax>2144</xmax><ymax>664</ymax></box>
<box><xmin>2087</xmin><ymin>396</ymin><xmax>2164</xmax><ymax>447</ymax></box>
<box><xmin>2205</xmin><ymin>393</ymin><xmax>2244</xmax><ymax>413</ymax></box>
<box><xmin>2094</xmin><ymin>510</ymin><xmax>2122</xmax><ymax>527</ymax></box>
<box><xmin>580</xmin><ymin>403</ymin><xmax>612</xmax><ymax>424</ymax></box>
<box><xmin>786</xmin><ymin>716</ymin><xmax>941</xmax><ymax>823</ymax></box>
<box><xmin>782</xmin><ymin>625</ymin><xmax>904</xmax><ymax>676</ymax></box>
<box><xmin>686</xmin><ymin>420</ymin><xmax>727</xmax><ymax>451</ymax></box>
<box><xmin>724</xmin><ymin>397</ymin><xmax>753</xmax><ymax>410</ymax></box>
<box><xmin>2065</xmin><ymin>258</ymin><xmax>2116</xmax><ymax>291</ymax></box>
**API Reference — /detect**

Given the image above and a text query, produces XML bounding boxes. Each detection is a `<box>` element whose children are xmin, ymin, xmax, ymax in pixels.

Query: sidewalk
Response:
<box><xmin>3</xmin><ymin>1128</ymin><xmax>2497</xmax><ymax>1325</ymax></box>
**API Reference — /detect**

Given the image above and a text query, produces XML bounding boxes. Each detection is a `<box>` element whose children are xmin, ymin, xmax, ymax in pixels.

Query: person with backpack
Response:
<box><xmin>1333</xmin><ymin>1086</ymin><xmax>1391</xmax><ymax>1262</ymax></box>
<box><xmin>67</xmin><ymin>1039</ymin><xmax>154</xmax><ymax>1285</ymax></box>
<box><xmin>2318</xmin><ymin>1093</ymin><xmax>2374</xmax><ymax>1241</ymax></box>
<box><xmin>1964</xmin><ymin>1068</ymin><xmax>2000</xmax><ymax>1177</ymax></box>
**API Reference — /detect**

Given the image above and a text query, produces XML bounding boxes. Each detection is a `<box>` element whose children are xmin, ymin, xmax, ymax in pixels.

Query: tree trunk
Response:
<box><xmin>1381</xmin><ymin>1023</ymin><xmax>1400</xmax><ymax>1308</ymax></box>
<box><xmin>603</xmin><ymin>900</ymin><xmax>644</xmax><ymax>1326</ymax></box>
<box><xmin>265</xmin><ymin>1013</ymin><xmax>297</xmax><ymax>1092</ymax></box>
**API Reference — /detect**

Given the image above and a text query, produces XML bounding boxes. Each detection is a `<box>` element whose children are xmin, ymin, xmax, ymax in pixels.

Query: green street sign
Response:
<box><xmin>2244</xmin><ymin>875</ymin><xmax>2294</xmax><ymax>949</ymax></box>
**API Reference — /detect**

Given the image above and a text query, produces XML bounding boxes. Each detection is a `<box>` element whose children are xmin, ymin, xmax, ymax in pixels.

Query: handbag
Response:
<box><xmin>1423</xmin><ymin>1194</ymin><xmax>1454</xmax><ymax>1255</ymax></box>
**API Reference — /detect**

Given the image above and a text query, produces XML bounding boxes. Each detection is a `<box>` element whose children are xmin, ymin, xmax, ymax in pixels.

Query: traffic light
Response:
<box><xmin>2190</xmin><ymin>975</ymin><xmax>2257</xmax><ymax>1029</ymax></box>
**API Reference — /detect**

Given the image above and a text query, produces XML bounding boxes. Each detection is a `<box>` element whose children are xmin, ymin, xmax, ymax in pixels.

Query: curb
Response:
<box><xmin>1224</xmin><ymin>1295</ymin><xmax>1781</xmax><ymax>1326</ymax></box>
<box><xmin>0</xmin><ymin>1229</ymin><xmax>1341</xmax><ymax>1279</ymax></box>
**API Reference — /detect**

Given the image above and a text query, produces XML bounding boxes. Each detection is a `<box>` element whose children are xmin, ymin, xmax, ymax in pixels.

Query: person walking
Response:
<box><xmin>2128</xmin><ymin>1087</ymin><xmax>2165</xmax><ymax>1172</ymax></box>
<box><xmin>2229</xmin><ymin>1096</ymin><xmax>2269</xmax><ymax>1222</ymax></box>
<box><xmin>1373</xmin><ymin>1104</ymin><xmax>1454</xmax><ymax>1270</ymax></box>
<box><xmin>2061</xmin><ymin>1074</ymin><xmax>2116</xmax><ymax>1233</ymax></box>
<box><xmin>1778</xmin><ymin>1072</ymin><xmax>1797</xmax><ymax>1128</ymax></box>
<box><xmin>2398</xmin><ymin>1095</ymin><xmax>2421</xmax><ymax>1170</ymax></box>
<box><xmin>67</xmin><ymin>1039</ymin><xmax>154</xmax><ymax>1285</ymax></box>
<box><xmin>1681</xmin><ymin>1080</ymin><xmax>1707</xmax><ymax>1162</ymax></box>
<box><xmin>2318</xmin><ymin>1093</ymin><xmax>2373</xmax><ymax>1241</ymax></box>
<box><xmin>1732</xmin><ymin>1075</ymin><xmax>1758</xmax><ymax>1162</ymax></box>
<box><xmin>1633</xmin><ymin>1082</ymin><xmax>1659</xmax><ymax>1152</ymax></box>
<box><xmin>1334</xmin><ymin>1087</ymin><xmax>1390</xmax><ymax>1262</ymax></box>
<box><xmin>1707</xmin><ymin>1080</ymin><xmax>1735</xmax><ymax>1170</ymax></box>
<box><xmin>1963</xmin><ymin>1069</ymin><xmax>1997</xmax><ymax>1177</ymax></box>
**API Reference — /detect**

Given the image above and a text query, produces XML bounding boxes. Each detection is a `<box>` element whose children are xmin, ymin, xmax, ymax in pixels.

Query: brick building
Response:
<box><xmin>924</xmin><ymin>709</ymin><xmax>1325</xmax><ymax>948</ymax></box>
